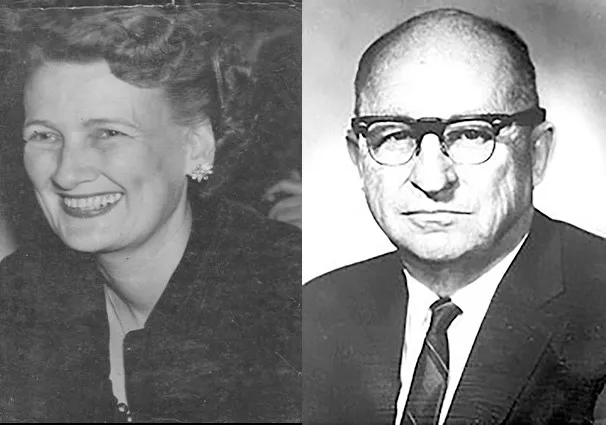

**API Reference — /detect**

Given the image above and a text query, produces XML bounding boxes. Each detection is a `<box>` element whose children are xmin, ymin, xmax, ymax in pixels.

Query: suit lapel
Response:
<box><xmin>351</xmin><ymin>253</ymin><xmax>408</xmax><ymax>423</ymax></box>
<box><xmin>446</xmin><ymin>211</ymin><xmax>564</xmax><ymax>424</ymax></box>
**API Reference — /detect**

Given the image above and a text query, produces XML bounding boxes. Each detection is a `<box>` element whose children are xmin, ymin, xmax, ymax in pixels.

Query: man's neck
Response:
<box><xmin>401</xmin><ymin>208</ymin><xmax>534</xmax><ymax>297</ymax></box>
<box><xmin>97</xmin><ymin>200</ymin><xmax>193</xmax><ymax>327</ymax></box>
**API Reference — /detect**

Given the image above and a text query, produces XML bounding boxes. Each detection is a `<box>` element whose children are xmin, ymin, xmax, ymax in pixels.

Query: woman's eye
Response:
<box><xmin>24</xmin><ymin>131</ymin><xmax>58</xmax><ymax>143</ymax></box>
<box><xmin>96</xmin><ymin>129</ymin><xmax>126</xmax><ymax>139</ymax></box>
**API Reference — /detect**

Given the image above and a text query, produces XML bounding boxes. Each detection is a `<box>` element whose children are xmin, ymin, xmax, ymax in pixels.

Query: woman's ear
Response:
<box><xmin>184</xmin><ymin>120</ymin><xmax>216</xmax><ymax>177</ymax></box>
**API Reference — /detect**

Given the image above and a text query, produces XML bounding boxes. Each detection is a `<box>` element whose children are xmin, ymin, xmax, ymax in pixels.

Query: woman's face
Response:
<box><xmin>22</xmin><ymin>60</ymin><xmax>205</xmax><ymax>254</ymax></box>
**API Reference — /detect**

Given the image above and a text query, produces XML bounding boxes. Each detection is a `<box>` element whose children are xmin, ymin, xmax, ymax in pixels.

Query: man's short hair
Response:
<box><xmin>354</xmin><ymin>8</ymin><xmax>539</xmax><ymax>115</ymax></box>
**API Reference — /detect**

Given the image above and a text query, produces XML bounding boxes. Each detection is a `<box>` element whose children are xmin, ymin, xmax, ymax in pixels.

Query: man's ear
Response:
<box><xmin>184</xmin><ymin>120</ymin><xmax>216</xmax><ymax>174</ymax></box>
<box><xmin>346</xmin><ymin>129</ymin><xmax>362</xmax><ymax>168</ymax></box>
<box><xmin>530</xmin><ymin>121</ymin><xmax>555</xmax><ymax>187</ymax></box>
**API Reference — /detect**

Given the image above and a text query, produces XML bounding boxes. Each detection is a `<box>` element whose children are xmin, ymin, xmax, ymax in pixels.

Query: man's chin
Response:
<box><xmin>411</xmin><ymin>250</ymin><xmax>464</xmax><ymax>264</ymax></box>
<box><xmin>397</xmin><ymin>241</ymin><xmax>472</xmax><ymax>264</ymax></box>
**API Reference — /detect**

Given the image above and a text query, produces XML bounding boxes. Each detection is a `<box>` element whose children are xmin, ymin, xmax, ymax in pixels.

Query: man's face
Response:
<box><xmin>351</xmin><ymin>47</ymin><xmax>541</xmax><ymax>264</ymax></box>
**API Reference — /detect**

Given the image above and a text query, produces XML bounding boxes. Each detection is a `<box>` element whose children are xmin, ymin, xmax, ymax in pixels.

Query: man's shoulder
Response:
<box><xmin>303</xmin><ymin>251</ymin><xmax>404</xmax><ymax>328</ymax></box>
<box><xmin>542</xmin><ymin>212</ymin><xmax>606</xmax><ymax>280</ymax></box>
<box><xmin>532</xmin><ymin>212</ymin><xmax>606</xmax><ymax>331</ymax></box>
<box><xmin>304</xmin><ymin>251</ymin><xmax>400</xmax><ymax>298</ymax></box>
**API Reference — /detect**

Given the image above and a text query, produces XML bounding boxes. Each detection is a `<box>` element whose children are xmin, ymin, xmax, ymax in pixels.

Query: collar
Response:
<box><xmin>403</xmin><ymin>233</ymin><xmax>528</xmax><ymax>309</ymax></box>
<box><xmin>133</xmin><ymin>193</ymin><xmax>223</xmax><ymax>331</ymax></box>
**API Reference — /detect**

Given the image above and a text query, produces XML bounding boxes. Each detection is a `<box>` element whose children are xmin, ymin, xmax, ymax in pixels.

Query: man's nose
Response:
<box><xmin>52</xmin><ymin>140</ymin><xmax>99</xmax><ymax>191</ymax></box>
<box><xmin>408</xmin><ymin>133</ymin><xmax>458</xmax><ymax>199</ymax></box>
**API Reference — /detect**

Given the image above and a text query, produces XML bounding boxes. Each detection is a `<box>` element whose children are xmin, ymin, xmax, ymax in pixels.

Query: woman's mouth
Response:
<box><xmin>61</xmin><ymin>193</ymin><xmax>123</xmax><ymax>218</ymax></box>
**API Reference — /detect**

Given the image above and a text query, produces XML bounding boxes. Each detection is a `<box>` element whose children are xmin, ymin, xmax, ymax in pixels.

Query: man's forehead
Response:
<box><xmin>358</xmin><ymin>47</ymin><xmax>509</xmax><ymax>117</ymax></box>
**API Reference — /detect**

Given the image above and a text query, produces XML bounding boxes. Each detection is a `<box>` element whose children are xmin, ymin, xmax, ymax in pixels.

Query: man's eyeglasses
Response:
<box><xmin>350</xmin><ymin>107</ymin><xmax>546</xmax><ymax>166</ymax></box>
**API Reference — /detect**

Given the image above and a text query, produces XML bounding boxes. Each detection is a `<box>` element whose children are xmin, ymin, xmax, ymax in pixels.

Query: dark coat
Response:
<box><xmin>0</xmin><ymin>195</ymin><xmax>301</xmax><ymax>423</ymax></box>
<box><xmin>304</xmin><ymin>210</ymin><xmax>606</xmax><ymax>424</ymax></box>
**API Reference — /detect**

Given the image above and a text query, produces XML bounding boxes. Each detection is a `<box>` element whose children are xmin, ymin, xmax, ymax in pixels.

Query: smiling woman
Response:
<box><xmin>0</xmin><ymin>5</ymin><xmax>301</xmax><ymax>423</ymax></box>
<box><xmin>23</xmin><ymin>60</ymin><xmax>198</xmax><ymax>255</ymax></box>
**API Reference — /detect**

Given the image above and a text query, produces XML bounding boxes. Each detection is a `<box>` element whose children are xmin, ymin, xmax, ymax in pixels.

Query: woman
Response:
<box><xmin>0</xmin><ymin>6</ymin><xmax>301</xmax><ymax>423</ymax></box>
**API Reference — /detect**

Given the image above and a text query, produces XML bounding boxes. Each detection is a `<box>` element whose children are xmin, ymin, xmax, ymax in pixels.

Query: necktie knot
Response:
<box><xmin>429</xmin><ymin>297</ymin><xmax>462</xmax><ymax>335</ymax></box>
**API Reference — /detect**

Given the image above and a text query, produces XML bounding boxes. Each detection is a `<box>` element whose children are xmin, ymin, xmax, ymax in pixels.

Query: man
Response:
<box><xmin>304</xmin><ymin>8</ymin><xmax>606</xmax><ymax>425</ymax></box>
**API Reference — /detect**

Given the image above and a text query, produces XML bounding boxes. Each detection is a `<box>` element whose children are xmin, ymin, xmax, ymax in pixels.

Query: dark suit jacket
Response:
<box><xmin>304</xmin><ymin>210</ymin><xmax>606</xmax><ymax>424</ymax></box>
<box><xmin>0</xmin><ymin>195</ymin><xmax>301</xmax><ymax>423</ymax></box>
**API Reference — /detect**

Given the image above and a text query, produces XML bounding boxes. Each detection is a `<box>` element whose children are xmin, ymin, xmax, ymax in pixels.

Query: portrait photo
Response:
<box><xmin>0</xmin><ymin>0</ymin><xmax>301</xmax><ymax>422</ymax></box>
<box><xmin>303</xmin><ymin>0</ymin><xmax>606</xmax><ymax>283</ymax></box>
<box><xmin>303</xmin><ymin>1</ymin><xmax>606</xmax><ymax>424</ymax></box>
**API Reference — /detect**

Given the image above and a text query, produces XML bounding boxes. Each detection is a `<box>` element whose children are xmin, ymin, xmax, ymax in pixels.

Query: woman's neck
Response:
<box><xmin>97</xmin><ymin>200</ymin><xmax>193</xmax><ymax>326</ymax></box>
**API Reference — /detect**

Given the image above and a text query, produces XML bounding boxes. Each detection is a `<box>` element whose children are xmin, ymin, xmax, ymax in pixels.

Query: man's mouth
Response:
<box><xmin>402</xmin><ymin>210</ymin><xmax>471</xmax><ymax>229</ymax></box>
<box><xmin>402</xmin><ymin>210</ymin><xmax>470</xmax><ymax>215</ymax></box>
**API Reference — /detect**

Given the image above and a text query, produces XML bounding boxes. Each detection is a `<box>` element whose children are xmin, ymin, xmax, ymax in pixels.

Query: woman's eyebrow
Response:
<box><xmin>82</xmin><ymin>118</ymin><xmax>140</xmax><ymax>130</ymax></box>
<box><xmin>23</xmin><ymin>118</ymin><xmax>55</xmax><ymax>129</ymax></box>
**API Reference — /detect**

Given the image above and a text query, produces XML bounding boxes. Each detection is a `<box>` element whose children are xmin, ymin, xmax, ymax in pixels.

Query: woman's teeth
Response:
<box><xmin>63</xmin><ymin>193</ymin><xmax>123</xmax><ymax>211</ymax></box>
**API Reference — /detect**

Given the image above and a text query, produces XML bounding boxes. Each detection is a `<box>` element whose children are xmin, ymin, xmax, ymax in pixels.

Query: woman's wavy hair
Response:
<box><xmin>7</xmin><ymin>5</ymin><xmax>251</xmax><ymax>195</ymax></box>
<box><xmin>0</xmin><ymin>5</ymin><xmax>252</xmax><ymax>245</ymax></box>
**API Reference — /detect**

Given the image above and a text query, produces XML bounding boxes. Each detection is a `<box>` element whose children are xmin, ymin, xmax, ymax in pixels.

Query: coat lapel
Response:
<box><xmin>446</xmin><ymin>211</ymin><xmax>564</xmax><ymax>424</ymax></box>
<box><xmin>365</xmin><ymin>254</ymin><xmax>409</xmax><ymax>422</ymax></box>
<box><xmin>341</xmin><ymin>253</ymin><xmax>408</xmax><ymax>423</ymax></box>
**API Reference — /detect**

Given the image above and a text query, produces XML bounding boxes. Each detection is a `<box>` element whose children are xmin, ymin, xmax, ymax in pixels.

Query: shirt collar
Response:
<box><xmin>403</xmin><ymin>233</ymin><xmax>529</xmax><ymax>314</ymax></box>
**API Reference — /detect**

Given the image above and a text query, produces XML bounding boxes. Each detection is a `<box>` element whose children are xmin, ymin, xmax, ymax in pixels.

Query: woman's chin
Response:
<box><xmin>56</xmin><ymin>232</ymin><xmax>111</xmax><ymax>254</ymax></box>
<box><xmin>62</xmin><ymin>240</ymin><xmax>103</xmax><ymax>254</ymax></box>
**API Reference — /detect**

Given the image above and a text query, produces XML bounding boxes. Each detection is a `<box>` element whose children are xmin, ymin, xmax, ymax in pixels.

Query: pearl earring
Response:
<box><xmin>188</xmin><ymin>164</ymin><xmax>213</xmax><ymax>182</ymax></box>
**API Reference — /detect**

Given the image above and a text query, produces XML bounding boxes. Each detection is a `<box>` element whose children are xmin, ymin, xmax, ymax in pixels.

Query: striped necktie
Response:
<box><xmin>401</xmin><ymin>297</ymin><xmax>462</xmax><ymax>425</ymax></box>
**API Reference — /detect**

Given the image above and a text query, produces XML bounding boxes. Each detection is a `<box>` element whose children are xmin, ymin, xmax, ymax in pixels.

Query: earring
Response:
<box><xmin>188</xmin><ymin>164</ymin><xmax>213</xmax><ymax>182</ymax></box>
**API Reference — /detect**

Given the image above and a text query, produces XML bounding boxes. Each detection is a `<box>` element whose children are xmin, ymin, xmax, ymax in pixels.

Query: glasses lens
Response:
<box><xmin>444</xmin><ymin>121</ymin><xmax>496</xmax><ymax>164</ymax></box>
<box><xmin>365</xmin><ymin>122</ymin><xmax>417</xmax><ymax>165</ymax></box>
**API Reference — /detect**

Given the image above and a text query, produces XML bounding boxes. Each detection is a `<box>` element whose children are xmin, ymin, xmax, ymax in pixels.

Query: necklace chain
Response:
<box><xmin>105</xmin><ymin>287</ymin><xmax>134</xmax><ymax>422</ymax></box>
<box><xmin>106</xmin><ymin>286</ymin><xmax>128</xmax><ymax>337</ymax></box>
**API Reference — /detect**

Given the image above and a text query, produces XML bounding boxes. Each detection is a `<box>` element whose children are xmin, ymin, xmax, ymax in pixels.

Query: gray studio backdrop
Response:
<box><xmin>303</xmin><ymin>0</ymin><xmax>606</xmax><ymax>282</ymax></box>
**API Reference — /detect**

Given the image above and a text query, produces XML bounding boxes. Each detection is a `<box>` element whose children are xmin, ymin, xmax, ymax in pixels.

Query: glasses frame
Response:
<box><xmin>350</xmin><ymin>107</ymin><xmax>547</xmax><ymax>166</ymax></box>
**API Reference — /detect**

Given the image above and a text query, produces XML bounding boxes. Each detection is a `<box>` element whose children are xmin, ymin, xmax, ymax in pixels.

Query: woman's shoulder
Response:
<box><xmin>186</xmin><ymin>195</ymin><xmax>301</xmax><ymax>316</ymax></box>
<box><xmin>0</xmin><ymin>244</ymin><xmax>48</xmax><ymax>280</ymax></box>
<box><xmin>0</xmin><ymin>242</ymin><xmax>95</xmax><ymax>311</ymax></box>
<box><xmin>0</xmin><ymin>240</ymin><xmax>82</xmax><ymax>276</ymax></box>
<box><xmin>0</xmin><ymin>245</ymin><xmax>64</xmax><ymax>328</ymax></box>
<box><xmin>192</xmin><ymin>195</ymin><xmax>301</xmax><ymax>259</ymax></box>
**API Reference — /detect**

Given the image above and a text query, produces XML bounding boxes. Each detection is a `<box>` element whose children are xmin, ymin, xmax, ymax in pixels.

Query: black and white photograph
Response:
<box><xmin>303</xmin><ymin>1</ymin><xmax>606</xmax><ymax>424</ymax></box>
<box><xmin>0</xmin><ymin>0</ymin><xmax>301</xmax><ymax>422</ymax></box>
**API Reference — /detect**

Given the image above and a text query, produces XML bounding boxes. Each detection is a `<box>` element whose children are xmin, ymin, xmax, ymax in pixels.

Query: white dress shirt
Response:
<box><xmin>394</xmin><ymin>235</ymin><xmax>528</xmax><ymax>425</ymax></box>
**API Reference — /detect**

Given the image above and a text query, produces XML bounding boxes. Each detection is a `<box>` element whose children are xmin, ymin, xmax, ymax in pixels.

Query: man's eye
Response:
<box><xmin>449</xmin><ymin>128</ymin><xmax>492</xmax><ymax>144</ymax></box>
<box><xmin>374</xmin><ymin>129</ymin><xmax>415</xmax><ymax>146</ymax></box>
<box><xmin>382</xmin><ymin>130</ymin><xmax>414</xmax><ymax>143</ymax></box>
<box><xmin>461</xmin><ymin>130</ymin><xmax>483</xmax><ymax>140</ymax></box>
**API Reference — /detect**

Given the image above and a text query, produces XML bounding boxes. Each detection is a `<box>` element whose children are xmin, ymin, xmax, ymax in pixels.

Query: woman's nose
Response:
<box><xmin>51</xmin><ymin>142</ymin><xmax>99</xmax><ymax>191</ymax></box>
